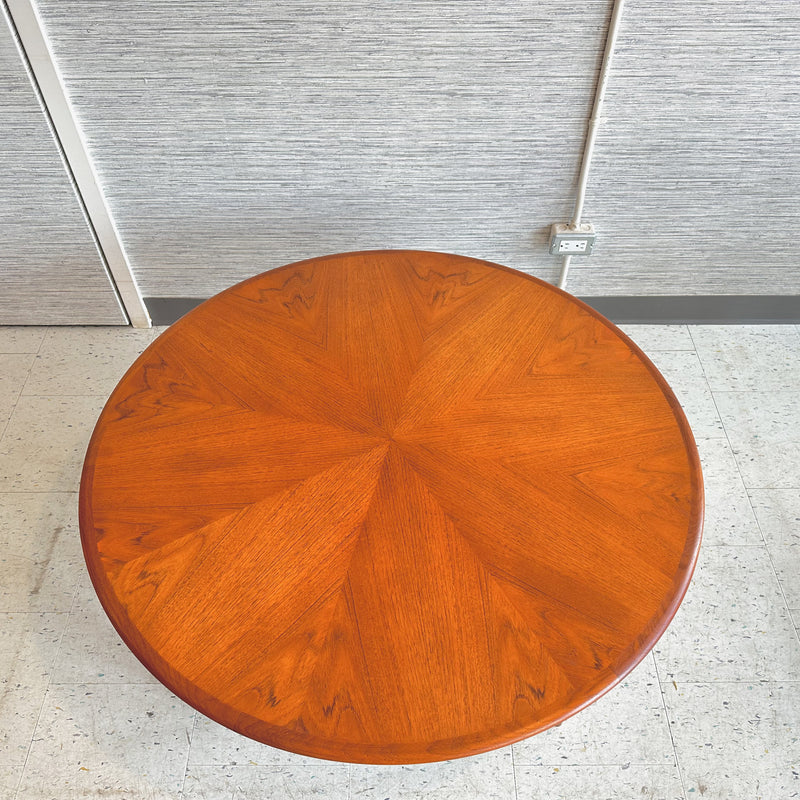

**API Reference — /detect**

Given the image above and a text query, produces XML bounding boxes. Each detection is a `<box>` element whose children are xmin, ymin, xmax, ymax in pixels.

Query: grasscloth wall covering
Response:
<box><xmin>572</xmin><ymin>1</ymin><xmax>800</xmax><ymax>295</ymax></box>
<box><xmin>0</xmin><ymin>8</ymin><xmax>125</xmax><ymax>324</ymax></box>
<box><xmin>7</xmin><ymin>0</ymin><xmax>800</xmax><ymax>311</ymax></box>
<box><xmin>32</xmin><ymin>0</ymin><xmax>613</xmax><ymax>299</ymax></box>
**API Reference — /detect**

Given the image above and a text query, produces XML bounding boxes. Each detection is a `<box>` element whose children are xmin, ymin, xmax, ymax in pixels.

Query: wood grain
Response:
<box><xmin>79</xmin><ymin>250</ymin><xmax>703</xmax><ymax>763</ymax></box>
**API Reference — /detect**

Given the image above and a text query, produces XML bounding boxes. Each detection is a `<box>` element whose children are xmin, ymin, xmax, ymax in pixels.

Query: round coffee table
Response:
<box><xmin>80</xmin><ymin>250</ymin><xmax>703</xmax><ymax>764</ymax></box>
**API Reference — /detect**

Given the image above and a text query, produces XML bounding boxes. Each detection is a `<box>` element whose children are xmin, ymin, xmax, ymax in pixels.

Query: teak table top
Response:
<box><xmin>80</xmin><ymin>250</ymin><xmax>703</xmax><ymax>764</ymax></box>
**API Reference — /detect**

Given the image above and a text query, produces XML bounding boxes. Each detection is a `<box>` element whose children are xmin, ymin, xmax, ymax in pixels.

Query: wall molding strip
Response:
<box><xmin>3</xmin><ymin>0</ymin><xmax>151</xmax><ymax>327</ymax></box>
<box><xmin>145</xmin><ymin>295</ymin><xmax>800</xmax><ymax>327</ymax></box>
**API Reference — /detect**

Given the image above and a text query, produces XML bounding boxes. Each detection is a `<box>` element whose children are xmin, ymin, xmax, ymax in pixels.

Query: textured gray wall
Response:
<box><xmin>571</xmin><ymin>0</ymin><xmax>800</xmax><ymax>295</ymax></box>
<box><xmin>28</xmin><ymin>0</ymin><xmax>800</xmax><ymax>298</ymax></box>
<box><xmin>0</xmin><ymin>8</ymin><xmax>125</xmax><ymax>324</ymax></box>
<box><xmin>32</xmin><ymin>0</ymin><xmax>609</xmax><ymax>297</ymax></box>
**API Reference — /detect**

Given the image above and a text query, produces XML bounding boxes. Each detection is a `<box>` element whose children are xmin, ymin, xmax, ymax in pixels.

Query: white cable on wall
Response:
<box><xmin>559</xmin><ymin>0</ymin><xmax>626</xmax><ymax>291</ymax></box>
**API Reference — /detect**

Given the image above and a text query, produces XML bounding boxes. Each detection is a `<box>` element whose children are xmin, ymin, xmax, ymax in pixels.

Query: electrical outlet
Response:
<box><xmin>558</xmin><ymin>239</ymin><xmax>589</xmax><ymax>253</ymax></box>
<box><xmin>549</xmin><ymin>223</ymin><xmax>596</xmax><ymax>256</ymax></box>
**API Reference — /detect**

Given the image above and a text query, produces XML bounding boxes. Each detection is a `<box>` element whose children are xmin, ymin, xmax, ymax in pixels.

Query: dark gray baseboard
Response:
<box><xmin>579</xmin><ymin>295</ymin><xmax>800</xmax><ymax>324</ymax></box>
<box><xmin>145</xmin><ymin>295</ymin><xmax>800</xmax><ymax>327</ymax></box>
<box><xmin>146</xmin><ymin>297</ymin><xmax>205</xmax><ymax>325</ymax></box>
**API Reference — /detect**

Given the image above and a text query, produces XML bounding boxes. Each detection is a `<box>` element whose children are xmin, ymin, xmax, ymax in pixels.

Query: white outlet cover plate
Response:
<box><xmin>549</xmin><ymin>223</ymin><xmax>596</xmax><ymax>256</ymax></box>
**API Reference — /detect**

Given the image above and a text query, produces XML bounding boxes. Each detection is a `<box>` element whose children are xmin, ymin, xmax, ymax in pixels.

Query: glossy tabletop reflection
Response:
<box><xmin>79</xmin><ymin>250</ymin><xmax>703</xmax><ymax>764</ymax></box>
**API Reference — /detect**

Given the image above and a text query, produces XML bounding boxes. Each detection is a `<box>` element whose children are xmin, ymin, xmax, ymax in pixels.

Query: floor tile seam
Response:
<box><xmin>29</xmin><ymin>584</ymin><xmax>87</xmax><ymax>687</ymax></box>
<box><xmin>748</xmin><ymin>515</ymin><xmax>800</xmax><ymax>647</ymax></box>
<box><xmin>0</xmin><ymin>610</ymin><xmax>72</xmax><ymax>617</ymax></box>
<box><xmin>39</xmin><ymin>329</ymin><xmax>56</xmax><ymax>350</ymax></box>
<box><xmin>652</xmin><ymin>337</ymin><xmax>726</xmax><ymax>441</ymax></box>
<box><xmin>0</xmin><ymin>353</ymin><xmax>36</xmax><ymax>447</ymax></box>
<box><xmin>178</xmin><ymin>710</ymin><xmax>198</xmax><ymax>797</ymax></box>
<box><xmin>660</xmin><ymin>675</ymin><xmax>800</xmax><ymax>687</ymax></box>
<box><xmin>16</xmin><ymin>335</ymin><xmax>43</xmax><ymax>398</ymax></box>
<box><xmin>696</xmin><ymin>543</ymin><xmax>770</xmax><ymax>548</ymax></box>
<box><xmin>690</xmin><ymin>329</ymin><xmax>800</xmax><ymax>395</ymax></box>
<box><xmin>15</xmin><ymin>601</ymin><xmax>73</xmax><ymax>800</ymax></box>
<box><xmin>186</xmin><ymin>764</ymin><xmax>352</xmax><ymax>775</ymax></box>
<box><xmin>643</xmin><ymin>348</ymin><xmax>697</xmax><ymax>353</ymax></box>
<box><xmin>46</xmin><ymin>679</ymin><xmax>162</xmax><ymax>686</ymax></box>
<box><xmin>0</xmin><ymin>490</ymin><xmax>79</xmax><ymax>496</ymax></box>
<box><xmin>707</xmin><ymin>388</ymin><xmax>798</xmax><ymax>396</ymax></box>
<box><xmin>745</xmin><ymin>485</ymin><xmax>800</xmax><ymax>490</ymax></box>
<box><xmin>688</xmin><ymin>329</ymin><xmax>784</xmax><ymax>503</ymax></box>
<box><xmin>186</xmin><ymin>762</ymin><xmax>350</xmax><ymax>769</ymax></box>
<box><xmin>65</xmin><ymin>576</ymin><xmax>82</xmax><ymax>626</ymax></box>
<box><xmin>512</xmin><ymin>761</ymin><xmax>682</xmax><ymax>768</ymax></box>
<box><xmin>656</xmin><ymin>679</ymin><xmax>800</xmax><ymax>686</ymax></box>
<box><xmin>511</xmin><ymin>734</ymin><xmax>519</xmax><ymax>800</ymax></box>
<box><xmin>9</xmin><ymin>765</ymin><xmax>23</xmax><ymax>800</ymax></box>
<box><xmin>0</xmin><ymin>488</ymin><xmax>82</xmax><ymax>495</ymax></box>
<box><xmin>0</xmin><ymin>607</ymin><xmax>77</xmax><ymax>615</ymax></box>
<box><xmin>696</xmin><ymin>333</ymin><xmax>800</xmax><ymax>640</ymax></box>
<box><xmin>651</xmin><ymin>653</ymin><xmax>688</xmax><ymax>800</ymax></box>
<box><xmin>16</xmin><ymin>393</ymin><xmax>113</xmax><ymax>399</ymax></box>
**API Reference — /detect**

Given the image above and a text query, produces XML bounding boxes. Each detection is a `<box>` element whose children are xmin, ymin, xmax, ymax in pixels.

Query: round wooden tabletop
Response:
<box><xmin>80</xmin><ymin>250</ymin><xmax>703</xmax><ymax>764</ymax></box>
